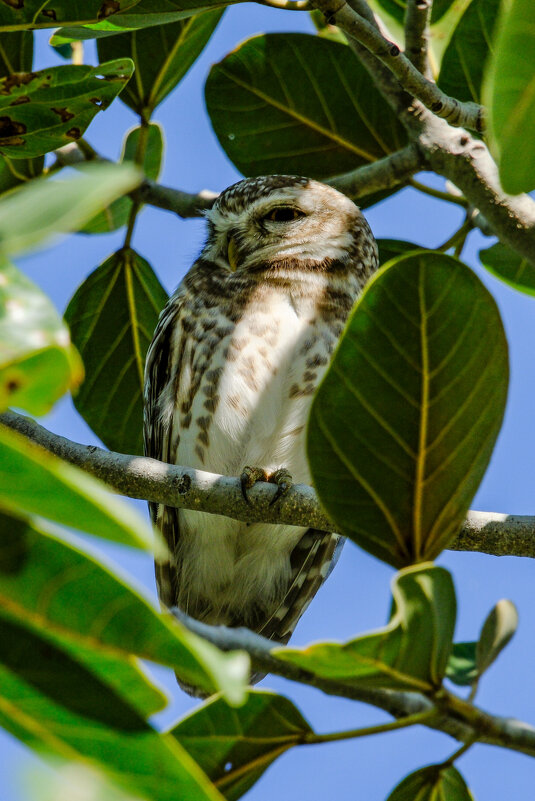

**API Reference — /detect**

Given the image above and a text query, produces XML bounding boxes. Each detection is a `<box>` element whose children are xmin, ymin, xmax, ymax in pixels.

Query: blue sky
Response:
<box><xmin>3</xmin><ymin>6</ymin><xmax>535</xmax><ymax>799</ymax></box>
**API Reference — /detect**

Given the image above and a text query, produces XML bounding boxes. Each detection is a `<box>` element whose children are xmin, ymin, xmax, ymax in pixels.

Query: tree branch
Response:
<box><xmin>312</xmin><ymin>0</ymin><xmax>484</xmax><ymax>132</ymax></box>
<box><xmin>134</xmin><ymin>180</ymin><xmax>218</xmax><ymax>218</ymax></box>
<box><xmin>404</xmin><ymin>0</ymin><xmax>432</xmax><ymax>78</ymax></box>
<box><xmin>2</xmin><ymin>410</ymin><xmax>535</xmax><ymax>560</ymax></box>
<box><xmin>171</xmin><ymin>609</ymin><xmax>535</xmax><ymax>758</ymax></box>
<box><xmin>327</xmin><ymin>144</ymin><xmax>424</xmax><ymax>198</ymax></box>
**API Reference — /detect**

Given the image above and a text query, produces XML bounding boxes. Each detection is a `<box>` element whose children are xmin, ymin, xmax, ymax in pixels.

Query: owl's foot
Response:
<box><xmin>240</xmin><ymin>466</ymin><xmax>293</xmax><ymax>506</ymax></box>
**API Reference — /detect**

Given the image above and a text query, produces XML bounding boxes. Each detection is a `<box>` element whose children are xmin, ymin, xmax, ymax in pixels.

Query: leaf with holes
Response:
<box><xmin>0</xmin><ymin>509</ymin><xmax>249</xmax><ymax>704</ymax></box>
<box><xmin>484</xmin><ymin>0</ymin><xmax>535</xmax><ymax>192</ymax></box>
<box><xmin>0</xmin><ymin>258</ymin><xmax>82</xmax><ymax>414</ymax></box>
<box><xmin>205</xmin><ymin>33</ymin><xmax>407</xmax><ymax>203</ymax></box>
<box><xmin>0</xmin><ymin>0</ymin><xmax>142</xmax><ymax>31</ymax></box>
<box><xmin>0</xmin><ymin>423</ymin><xmax>155</xmax><ymax>551</ymax></box>
<box><xmin>275</xmin><ymin>564</ymin><xmax>456</xmax><ymax>691</ymax></box>
<box><xmin>0</xmin><ymin>162</ymin><xmax>141</xmax><ymax>255</ymax></box>
<box><xmin>438</xmin><ymin>0</ymin><xmax>499</xmax><ymax>105</ymax></box>
<box><xmin>97</xmin><ymin>11</ymin><xmax>223</xmax><ymax>116</ymax></box>
<box><xmin>479</xmin><ymin>242</ymin><xmax>535</xmax><ymax>296</ymax></box>
<box><xmin>80</xmin><ymin>123</ymin><xmax>163</xmax><ymax>234</ymax></box>
<box><xmin>0</xmin><ymin>59</ymin><xmax>133</xmax><ymax>159</ymax></box>
<box><xmin>171</xmin><ymin>690</ymin><xmax>311</xmax><ymax>800</ymax></box>
<box><xmin>65</xmin><ymin>248</ymin><xmax>168</xmax><ymax>455</ymax></box>
<box><xmin>0</xmin><ymin>615</ymin><xmax>224</xmax><ymax>801</ymax></box>
<box><xmin>386</xmin><ymin>765</ymin><xmax>473</xmax><ymax>800</ymax></box>
<box><xmin>307</xmin><ymin>251</ymin><xmax>508</xmax><ymax>568</ymax></box>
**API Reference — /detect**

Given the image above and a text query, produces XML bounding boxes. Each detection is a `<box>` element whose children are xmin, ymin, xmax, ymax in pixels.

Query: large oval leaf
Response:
<box><xmin>0</xmin><ymin>510</ymin><xmax>248</xmax><ymax>703</ymax></box>
<box><xmin>97</xmin><ymin>11</ymin><xmax>223</xmax><ymax>116</ymax></box>
<box><xmin>484</xmin><ymin>0</ymin><xmax>535</xmax><ymax>193</ymax></box>
<box><xmin>65</xmin><ymin>248</ymin><xmax>168</xmax><ymax>455</ymax></box>
<box><xmin>276</xmin><ymin>564</ymin><xmax>456</xmax><ymax>692</ymax></box>
<box><xmin>386</xmin><ymin>765</ymin><xmax>473</xmax><ymax>801</ymax></box>
<box><xmin>307</xmin><ymin>251</ymin><xmax>508</xmax><ymax>567</ymax></box>
<box><xmin>0</xmin><ymin>59</ymin><xmax>133</xmax><ymax>159</ymax></box>
<box><xmin>205</xmin><ymin>33</ymin><xmax>407</xmax><ymax>186</ymax></box>
<box><xmin>172</xmin><ymin>690</ymin><xmax>312</xmax><ymax>800</ymax></box>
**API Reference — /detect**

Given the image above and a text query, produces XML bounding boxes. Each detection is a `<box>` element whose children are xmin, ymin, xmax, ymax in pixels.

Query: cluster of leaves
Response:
<box><xmin>0</xmin><ymin>0</ymin><xmax>534</xmax><ymax>799</ymax></box>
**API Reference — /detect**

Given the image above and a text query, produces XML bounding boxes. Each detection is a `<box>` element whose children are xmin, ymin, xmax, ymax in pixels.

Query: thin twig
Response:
<box><xmin>409</xmin><ymin>177</ymin><xmax>468</xmax><ymax>207</ymax></box>
<box><xmin>404</xmin><ymin>0</ymin><xmax>433</xmax><ymax>78</ymax></box>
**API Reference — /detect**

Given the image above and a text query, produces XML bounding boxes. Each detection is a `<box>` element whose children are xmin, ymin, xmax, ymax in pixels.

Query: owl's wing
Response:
<box><xmin>256</xmin><ymin>530</ymin><xmax>344</xmax><ymax>644</ymax></box>
<box><xmin>143</xmin><ymin>288</ymin><xmax>188</xmax><ymax>610</ymax></box>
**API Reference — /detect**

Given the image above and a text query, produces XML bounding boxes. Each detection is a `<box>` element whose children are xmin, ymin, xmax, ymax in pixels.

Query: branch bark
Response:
<box><xmin>2</xmin><ymin>411</ymin><xmax>535</xmax><ymax>560</ymax></box>
<box><xmin>404</xmin><ymin>0</ymin><xmax>432</xmax><ymax>78</ymax></box>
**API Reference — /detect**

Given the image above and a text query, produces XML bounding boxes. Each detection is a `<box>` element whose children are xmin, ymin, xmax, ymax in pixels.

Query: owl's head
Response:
<box><xmin>202</xmin><ymin>175</ymin><xmax>371</xmax><ymax>274</ymax></box>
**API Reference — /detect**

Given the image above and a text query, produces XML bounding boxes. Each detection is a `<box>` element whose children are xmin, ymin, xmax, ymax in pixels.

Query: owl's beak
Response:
<box><xmin>227</xmin><ymin>236</ymin><xmax>239</xmax><ymax>272</ymax></box>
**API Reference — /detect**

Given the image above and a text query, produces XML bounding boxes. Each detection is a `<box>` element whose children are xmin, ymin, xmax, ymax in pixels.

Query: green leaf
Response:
<box><xmin>0</xmin><ymin>59</ymin><xmax>133</xmax><ymax>159</ymax></box>
<box><xmin>205</xmin><ymin>33</ymin><xmax>407</xmax><ymax>193</ymax></box>
<box><xmin>0</xmin><ymin>162</ymin><xmax>141</xmax><ymax>255</ymax></box>
<box><xmin>438</xmin><ymin>0</ymin><xmax>499</xmax><ymax>104</ymax></box>
<box><xmin>0</xmin><ymin>423</ymin><xmax>156</xmax><ymax>551</ymax></box>
<box><xmin>80</xmin><ymin>123</ymin><xmax>163</xmax><ymax>234</ymax></box>
<box><xmin>0</xmin><ymin>620</ymin><xmax>224</xmax><ymax>801</ymax></box>
<box><xmin>172</xmin><ymin>690</ymin><xmax>312</xmax><ymax>800</ymax></box>
<box><xmin>275</xmin><ymin>564</ymin><xmax>456</xmax><ymax>692</ymax></box>
<box><xmin>446</xmin><ymin>642</ymin><xmax>478</xmax><ymax>686</ymax></box>
<box><xmin>0</xmin><ymin>258</ymin><xmax>82</xmax><ymax>414</ymax></box>
<box><xmin>484</xmin><ymin>0</ymin><xmax>535</xmax><ymax>193</ymax></box>
<box><xmin>476</xmin><ymin>599</ymin><xmax>518</xmax><ymax>675</ymax></box>
<box><xmin>27</xmin><ymin>764</ymin><xmax>141</xmax><ymax>801</ymax></box>
<box><xmin>309</xmin><ymin>10</ymin><xmax>347</xmax><ymax>44</ymax></box>
<box><xmin>0</xmin><ymin>154</ymin><xmax>44</xmax><ymax>195</ymax></box>
<box><xmin>479</xmin><ymin>242</ymin><xmax>535</xmax><ymax>296</ymax></box>
<box><xmin>386</xmin><ymin>765</ymin><xmax>474</xmax><ymax>801</ymax></box>
<box><xmin>0</xmin><ymin>0</ymin><xmax>142</xmax><ymax>31</ymax></box>
<box><xmin>0</xmin><ymin>30</ymin><xmax>33</xmax><ymax>75</ymax></box>
<box><xmin>97</xmin><ymin>11</ymin><xmax>224</xmax><ymax>116</ymax></box>
<box><xmin>377</xmin><ymin>238</ymin><xmax>422</xmax><ymax>265</ymax></box>
<box><xmin>307</xmin><ymin>251</ymin><xmax>508</xmax><ymax>567</ymax></box>
<box><xmin>0</xmin><ymin>509</ymin><xmax>249</xmax><ymax>703</ymax></box>
<box><xmin>65</xmin><ymin>248</ymin><xmax>168</xmax><ymax>455</ymax></box>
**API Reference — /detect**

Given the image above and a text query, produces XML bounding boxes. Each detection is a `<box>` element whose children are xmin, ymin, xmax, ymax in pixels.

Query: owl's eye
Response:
<box><xmin>264</xmin><ymin>207</ymin><xmax>305</xmax><ymax>223</ymax></box>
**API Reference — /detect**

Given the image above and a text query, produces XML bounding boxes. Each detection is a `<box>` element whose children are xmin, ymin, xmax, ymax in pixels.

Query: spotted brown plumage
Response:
<box><xmin>144</xmin><ymin>175</ymin><xmax>378</xmax><ymax>695</ymax></box>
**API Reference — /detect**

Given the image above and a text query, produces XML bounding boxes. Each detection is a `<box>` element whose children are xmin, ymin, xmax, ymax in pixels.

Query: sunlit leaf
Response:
<box><xmin>275</xmin><ymin>564</ymin><xmax>456</xmax><ymax>692</ymax></box>
<box><xmin>377</xmin><ymin>238</ymin><xmax>422</xmax><ymax>265</ymax></box>
<box><xmin>0</xmin><ymin>60</ymin><xmax>133</xmax><ymax>159</ymax></box>
<box><xmin>0</xmin><ymin>0</ymin><xmax>142</xmax><ymax>31</ymax></box>
<box><xmin>446</xmin><ymin>642</ymin><xmax>478</xmax><ymax>686</ymax></box>
<box><xmin>438</xmin><ymin>0</ymin><xmax>499</xmax><ymax>104</ymax></box>
<box><xmin>97</xmin><ymin>11</ymin><xmax>223</xmax><ymax>116</ymax></box>
<box><xmin>386</xmin><ymin>765</ymin><xmax>474</xmax><ymax>800</ymax></box>
<box><xmin>0</xmin><ymin>423</ymin><xmax>156</xmax><ymax>551</ymax></box>
<box><xmin>0</xmin><ymin>162</ymin><xmax>141</xmax><ymax>255</ymax></box>
<box><xmin>0</xmin><ymin>509</ymin><xmax>249</xmax><ymax>703</ymax></box>
<box><xmin>80</xmin><ymin>123</ymin><xmax>163</xmax><ymax>234</ymax></box>
<box><xmin>484</xmin><ymin>0</ymin><xmax>535</xmax><ymax>193</ymax></box>
<box><xmin>27</xmin><ymin>764</ymin><xmax>142</xmax><ymax>801</ymax></box>
<box><xmin>65</xmin><ymin>248</ymin><xmax>168</xmax><ymax>455</ymax></box>
<box><xmin>205</xmin><ymin>33</ymin><xmax>407</xmax><ymax>199</ymax></box>
<box><xmin>172</xmin><ymin>690</ymin><xmax>312</xmax><ymax>800</ymax></box>
<box><xmin>479</xmin><ymin>242</ymin><xmax>535</xmax><ymax>296</ymax></box>
<box><xmin>477</xmin><ymin>599</ymin><xmax>518</xmax><ymax>675</ymax></box>
<box><xmin>307</xmin><ymin>251</ymin><xmax>508</xmax><ymax>567</ymax></box>
<box><xmin>0</xmin><ymin>258</ymin><xmax>82</xmax><ymax>414</ymax></box>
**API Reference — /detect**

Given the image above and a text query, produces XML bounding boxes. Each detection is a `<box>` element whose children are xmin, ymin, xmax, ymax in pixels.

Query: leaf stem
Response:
<box><xmin>303</xmin><ymin>709</ymin><xmax>439</xmax><ymax>745</ymax></box>
<box><xmin>123</xmin><ymin>120</ymin><xmax>150</xmax><ymax>249</ymax></box>
<box><xmin>437</xmin><ymin>216</ymin><xmax>473</xmax><ymax>253</ymax></box>
<box><xmin>409</xmin><ymin>178</ymin><xmax>468</xmax><ymax>207</ymax></box>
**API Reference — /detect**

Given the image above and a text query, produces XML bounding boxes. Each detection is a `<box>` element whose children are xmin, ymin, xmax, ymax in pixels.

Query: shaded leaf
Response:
<box><xmin>309</xmin><ymin>10</ymin><xmax>347</xmax><ymax>44</ymax></box>
<box><xmin>386</xmin><ymin>765</ymin><xmax>473</xmax><ymax>800</ymax></box>
<box><xmin>0</xmin><ymin>0</ymin><xmax>141</xmax><ymax>31</ymax></box>
<box><xmin>0</xmin><ymin>162</ymin><xmax>141</xmax><ymax>255</ymax></box>
<box><xmin>0</xmin><ymin>30</ymin><xmax>33</xmax><ymax>75</ymax></box>
<box><xmin>0</xmin><ymin>621</ymin><xmax>224</xmax><ymax>801</ymax></box>
<box><xmin>0</xmin><ymin>258</ymin><xmax>82</xmax><ymax>414</ymax></box>
<box><xmin>172</xmin><ymin>690</ymin><xmax>311</xmax><ymax>800</ymax></box>
<box><xmin>65</xmin><ymin>248</ymin><xmax>168</xmax><ymax>455</ymax></box>
<box><xmin>80</xmin><ymin>122</ymin><xmax>163</xmax><ymax>234</ymax></box>
<box><xmin>438</xmin><ymin>0</ymin><xmax>499</xmax><ymax>104</ymax></box>
<box><xmin>446</xmin><ymin>642</ymin><xmax>478</xmax><ymax>687</ymax></box>
<box><xmin>477</xmin><ymin>599</ymin><xmax>518</xmax><ymax>675</ymax></box>
<box><xmin>0</xmin><ymin>154</ymin><xmax>43</xmax><ymax>195</ymax></box>
<box><xmin>97</xmin><ymin>11</ymin><xmax>223</xmax><ymax>116</ymax></box>
<box><xmin>0</xmin><ymin>509</ymin><xmax>249</xmax><ymax>704</ymax></box>
<box><xmin>484</xmin><ymin>0</ymin><xmax>535</xmax><ymax>193</ymax></box>
<box><xmin>307</xmin><ymin>251</ymin><xmax>508</xmax><ymax>567</ymax></box>
<box><xmin>0</xmin><ymin>423</ymin><xmax>156</xmax><ymax>551</ymax></box>
<box><xmin>275</xmin><ymin>564</ymin><xmax>456</xmax><ymax>692</ymax></box>
<box><xmin>377</xmin><ymin>238</ymin><xmax>422</xmax><ymax>265</ymax></box>
<box><xmin>0</xmin><ymin>59</ymin><xmax>133</xmax><ymax>159</ymax></box>
<box><xmin>479</xmin><ymin>242</ymin><xmax>535</xmax><ymax>296</ymax></box>
<box><xmin>205</xmin><ymin>33</ymin><xmax>407</xmax><ymax>193</ymax></box>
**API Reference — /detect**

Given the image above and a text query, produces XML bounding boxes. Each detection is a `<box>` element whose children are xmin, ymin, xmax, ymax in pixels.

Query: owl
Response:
<box><xmin>144</xmin><ymin>175</ymin><xmax>378</xmax><ymax>693</ymax></box>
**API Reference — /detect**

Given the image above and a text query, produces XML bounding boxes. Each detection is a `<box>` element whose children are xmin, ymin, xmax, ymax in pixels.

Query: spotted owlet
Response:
<box><xmin>144</xmin><ymin>175</ymin><xmax>378</xmax><ymax>692</ymax></box>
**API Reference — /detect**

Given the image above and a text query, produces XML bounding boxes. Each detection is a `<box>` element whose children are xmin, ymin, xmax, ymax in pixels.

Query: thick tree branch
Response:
<box><xmin>134</xmin><ymin>180</ymin><xmax>218</xmax><ymax>218</ymax></box>
<box><xmin>404</xmin><ymin>0</ymin><xmax>432</xmax><ymax>78</ymax></box>
<box><xmin>312</xmin><ymin>0</ymin><xmax>484</xmax><ymax>132</ymax></box>
<box><xmin>327</xmin><ymin>144</ymin><xmax>424</xmax><ymax>198</ymax></box>
<box><xmin>171</xmin><ymin>610</ymin><xmax>535</xmax><ymax>758</ymax></box>
<box><xmin>2</xmin><ymin>411</ymin><xmax>535</xmax><ymax>560</ymax></box>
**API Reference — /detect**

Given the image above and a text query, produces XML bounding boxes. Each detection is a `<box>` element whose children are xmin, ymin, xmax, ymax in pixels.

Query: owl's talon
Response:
<box><xmin>268</xmin><ymin>468</ymin><xmax>293</xmax><ymax>506</ymax></box>
<box><xmin>240</xmin><ymin>466</ymin><xmax>269</xmax><ymax>504</ymax></box>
